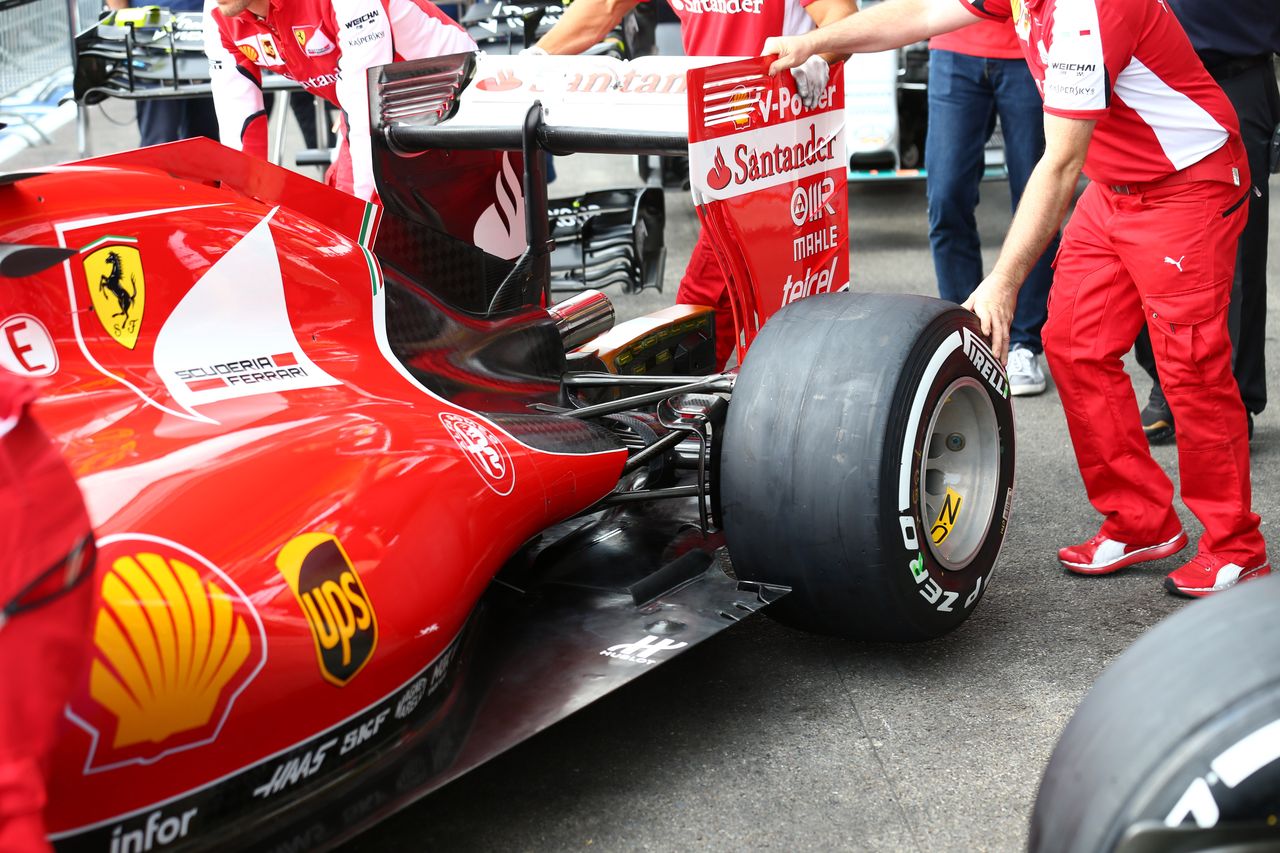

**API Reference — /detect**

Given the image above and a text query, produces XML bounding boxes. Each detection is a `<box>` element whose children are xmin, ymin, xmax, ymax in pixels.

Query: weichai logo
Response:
<box><xmin>68</xmin><ymin>536</ymin><xmax>266</xmax><ymax>771</ymax></box>
<box><xmin>276</xmin><ymin>533</ymin><xmax>377</xmax><ymax>687</ymax></box>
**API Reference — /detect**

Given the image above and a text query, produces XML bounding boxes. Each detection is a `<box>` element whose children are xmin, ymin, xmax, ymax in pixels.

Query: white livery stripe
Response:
<box><xmin>1044</xmin><ymin>0</ymin><xmax>1106</xmax><ymax>113</ymax></box>
<box><xmin>689</xmin><ymin>111</ymin><xmax>846</xmax><ymax>202</ymax></box>
<box><xmin>1113</xmin><ymin>56</ymin><xmax>1228</xmax><ymax>170</ymax></box>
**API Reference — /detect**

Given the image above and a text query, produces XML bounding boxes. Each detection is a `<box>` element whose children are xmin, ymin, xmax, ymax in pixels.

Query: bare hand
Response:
<box><xmin>961</xmin><ymin>273</ymin><xmax>1019</xmax><ymax>363</ymax></box>
<box><xmin>762</xmin><ymin>36</ymin><xmax>814</xmax><ymax>76</ymax></box>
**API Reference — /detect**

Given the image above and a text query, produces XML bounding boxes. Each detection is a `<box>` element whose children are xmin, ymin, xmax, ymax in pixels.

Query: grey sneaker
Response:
<box><xmin>1007</xmin><ymin>344</ymin><xmax>1046</xmax><ymax>396</ymax></box>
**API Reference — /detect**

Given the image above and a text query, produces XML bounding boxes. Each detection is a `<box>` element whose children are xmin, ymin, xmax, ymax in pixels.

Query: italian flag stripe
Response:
<box><xmin>360</xmin><ymin>245</ymin><xmax>383</xmax><ymax>295</ymax></box>
<box><xmin>79</xmin><ymin>234</ymin><xmax>138</xmax><ymax>254</ymax></box>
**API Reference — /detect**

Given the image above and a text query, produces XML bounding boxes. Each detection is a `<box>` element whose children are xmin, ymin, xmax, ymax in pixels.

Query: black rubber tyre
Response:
<box><xmin>1030</xmin><ymin>573</ymin><xmax>1280</xmax><ymax>853</ymax></box>
<box><xmin>720</xmin><ymin>292</ymin><xmax>1015</xmax><ymax>641</ymax></box>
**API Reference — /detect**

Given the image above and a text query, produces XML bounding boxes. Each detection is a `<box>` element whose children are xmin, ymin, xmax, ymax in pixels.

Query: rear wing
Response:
<box><xmin>367</xmin><ymin>52</ymin><xmax>726</xmax><ymax>315</ymax></box>
<box><xmin>366</xmin><ymin>52</ymin><xmax>847</xmax><ymax>348</ymax></box>
<box><xmin>372</xmin><ymin>52</ymin><xmax>724</xmax><ymax>157</ymax></box>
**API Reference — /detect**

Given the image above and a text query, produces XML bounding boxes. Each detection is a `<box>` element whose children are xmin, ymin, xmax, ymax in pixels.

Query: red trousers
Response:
<box><xmin>678</xmin><ymin>228</ymin><xmax>736</xmax><ymax>369</ymax></box>
<box><xmin>1042</xmin><ymin>167</ymin><xmax>1265</xmax><ymax>565</ymax></box>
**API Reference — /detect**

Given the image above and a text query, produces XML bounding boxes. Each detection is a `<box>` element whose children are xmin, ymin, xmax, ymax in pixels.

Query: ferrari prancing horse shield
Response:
<box><xmin>83</xmin><ymin>242</ymin><xmax>146</xmax><ymax>349</ymax></box>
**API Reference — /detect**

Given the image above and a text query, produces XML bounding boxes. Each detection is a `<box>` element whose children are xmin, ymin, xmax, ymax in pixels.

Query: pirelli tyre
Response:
<box><xmin>720</xmin><ymin>292</ymin><xmax>1014</xmax><ymax>641</ymax></box>
<box><xmin>1029</xmin><ymin>573</ymin><xmax>1280</xmax><ymax>853</ymax></box>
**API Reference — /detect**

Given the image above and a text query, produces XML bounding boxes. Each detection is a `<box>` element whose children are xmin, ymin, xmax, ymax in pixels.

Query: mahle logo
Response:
<box><xmin>83</xmin><ymin>239</ymin><xmax>146</xmax><ymax>349</ymax></box>
<box><xmin>277</xmin><ymin>533</ymin><xmax>378</xmax><ymax>687</ymax></box>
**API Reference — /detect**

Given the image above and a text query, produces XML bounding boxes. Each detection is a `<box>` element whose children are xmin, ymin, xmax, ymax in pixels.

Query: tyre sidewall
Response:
<box><xmin>872</xmin><ymin>317</ymin><xmax>1014</xmax><ymax>638</ymax></box>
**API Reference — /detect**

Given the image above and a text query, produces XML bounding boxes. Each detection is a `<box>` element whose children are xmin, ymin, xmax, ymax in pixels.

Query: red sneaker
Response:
<box><xmin>1164</xmin><ymin>553</ymin><xmax>1271</xmax><ymax>598</ymax></box>
<box><xmin>1058</xmin><ymin>529</ymin><xmax>1188</xmax><ymax>575</ymax></box>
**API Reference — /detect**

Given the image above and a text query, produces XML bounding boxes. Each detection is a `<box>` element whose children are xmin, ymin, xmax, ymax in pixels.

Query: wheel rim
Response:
<box><xmin>919</xmin><ymin>377</ymin><xmax>1001</xmax><ymax>571</ymax></box>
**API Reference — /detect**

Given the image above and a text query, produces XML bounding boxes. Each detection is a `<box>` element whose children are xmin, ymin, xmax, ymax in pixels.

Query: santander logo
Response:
<box><xmin>708</xmin><ymin>122</ymin><xmax>838</xmax><ymax>192</ymax></box>
<box><xmin>706</xmin><ymin>149</ymin><xmax>731</xmax><ymax>191</ymax></box>
<box><xmin>476</xmin><ymin>69</ymin><xmax>523</xmax><ymax>92</ymax></box>
<box><xmin>472</xmin><ymin>151</ymin><xmax>525</xmax><ymax>260</ymax></box>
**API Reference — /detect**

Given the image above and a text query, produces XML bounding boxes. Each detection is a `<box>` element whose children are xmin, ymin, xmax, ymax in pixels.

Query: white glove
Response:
<box><xmin>519</xmin><ymin>45</ymin><xmax>548</xmax><ymax>56</ymax></box>
<box><xmin>791</xmin><ymin>55</ymin><xmax>830</xmax><ymax>110</ymax></box>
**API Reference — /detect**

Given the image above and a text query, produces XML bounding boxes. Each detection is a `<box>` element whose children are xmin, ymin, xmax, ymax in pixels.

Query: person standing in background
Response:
<box><xmin>926</xmin><ymin>16</ymin><xmax>1058</xmax><ymax>395</ymax></box>
<box><xmin>203</xmin><ymin>0</ymin><xmax>477</xmax><ymax>202</ymax></box>
<box><xmin>106</xmin><ymin>0</ymin><xmax>220</xmax><ymax>146</ymax></box>
<box><xmin>1134</xmin><ymin>1</ymin><xmax>1279</xmax><ymax>443</ymax></box>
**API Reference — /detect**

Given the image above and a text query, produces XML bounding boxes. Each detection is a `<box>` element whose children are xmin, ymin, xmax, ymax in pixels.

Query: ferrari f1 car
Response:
<box><xmin>0</xmin><ymin>53</ymin><xmax>1013</xmax><ymax>850</ymax></box>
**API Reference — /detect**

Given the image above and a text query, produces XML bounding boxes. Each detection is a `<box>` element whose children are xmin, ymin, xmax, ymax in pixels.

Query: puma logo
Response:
<box><xmin>1164</xmin><ymin>255</ymin><xmax>1185</xmax><ymax>272</ymax></box>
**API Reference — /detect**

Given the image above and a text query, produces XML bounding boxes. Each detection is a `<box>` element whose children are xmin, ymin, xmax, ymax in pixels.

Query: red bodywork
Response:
<box><xmin>0</xmin><ymin>142</ymin><xmax>626</xmax><ymax>845</ymax></box>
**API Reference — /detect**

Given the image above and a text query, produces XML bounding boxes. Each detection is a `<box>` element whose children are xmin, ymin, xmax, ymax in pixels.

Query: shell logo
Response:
<box><xmin>238</xmin><ymin>43</ymin><xmax>259</xmax><ymax>62</ymax></box>
<box><xmin>67</xmin><ymin>535</ymin><xmax>267</xmax><ymax>771</ymax></box>
<box><xmin>729</xmin><ymin>86</ymin><xmax>752</xmax><ymax>129</ymax></box>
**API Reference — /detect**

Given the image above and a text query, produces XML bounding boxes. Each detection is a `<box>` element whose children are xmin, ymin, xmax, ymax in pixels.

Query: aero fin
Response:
<box><xmin>0</xmin><ymin>243</ymin><xmax>76</xmax><ymax>279</ymax></box>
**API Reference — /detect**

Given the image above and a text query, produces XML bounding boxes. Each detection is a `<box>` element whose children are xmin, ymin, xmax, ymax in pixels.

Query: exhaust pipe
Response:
<box><xmin>548</xmin><ymin>289</ymin><xmax>614</xmax><ymax>350</ymax></box>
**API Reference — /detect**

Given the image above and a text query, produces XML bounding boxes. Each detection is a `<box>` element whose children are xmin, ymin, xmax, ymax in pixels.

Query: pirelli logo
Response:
<box><xmin>277</xmin><ymin>533</ymin><xmax>377</xmax><ymax>687</ymax></box>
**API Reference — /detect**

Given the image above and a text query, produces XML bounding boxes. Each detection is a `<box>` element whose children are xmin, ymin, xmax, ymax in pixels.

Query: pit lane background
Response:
<box><xmin>6</xmin><ymin>111</ymin><xmax>1279</xmax><ymax>852</ymax></box>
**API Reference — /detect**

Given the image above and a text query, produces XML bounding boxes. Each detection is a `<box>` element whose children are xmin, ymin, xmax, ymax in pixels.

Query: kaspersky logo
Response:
<box><xmin>68</xmin><ymin>535</ymin><xmax>267</xmax><ymax>771</ymax></box>
<box><xmin>276</xmin><ymin>533</ymin><xmax>378</xmax><ymax>687</ymax></box>
<box><xmin>82</xmin><ymin>237</ymin><xmax>146</xmax><ymax>350</ymax></box>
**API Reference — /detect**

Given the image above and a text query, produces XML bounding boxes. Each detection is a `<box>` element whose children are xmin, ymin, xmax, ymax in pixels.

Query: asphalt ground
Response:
<box><xmin>8</xmin><ymin>110</ymin><xmax>1280</xmax><ymax>852</ymax></box>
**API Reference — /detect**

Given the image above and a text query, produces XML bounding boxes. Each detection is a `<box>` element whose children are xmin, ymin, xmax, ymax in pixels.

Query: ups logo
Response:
<box><xmin>276</xmin><ymin>533</ymin><xmax>377</xmax><ymax>686</ymax></box>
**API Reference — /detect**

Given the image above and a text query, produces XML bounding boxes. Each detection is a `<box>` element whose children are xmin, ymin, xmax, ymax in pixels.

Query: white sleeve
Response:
<box><xmin>203</xmin><ymin>0</ymin><xmax>267</xmax><ymax>155</ymax></box>
<box><xmin>332</xmin><ymin>0</ymin><xmax>395</xmax><ymax>201</ymax></box>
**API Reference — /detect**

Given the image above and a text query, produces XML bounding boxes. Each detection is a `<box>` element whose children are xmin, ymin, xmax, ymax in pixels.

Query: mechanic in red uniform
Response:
<box><xmin>0</xmin><ymin>374</ymin><xmax>96</xmax><ymax>851</ymax></box>
<box><xmin>202</xmin><ymin>0</ymin><xmax>477</xmax><ymax>201</ymax></box>
<box><xmin>764</xmin><ymin>0</ymin><xmax>1269</xmax><ymax>597</ymax></box>
<box><xmin>531</xmin><ymin>0</ymin><xmax>858</xmax><ymax>368</ymax></box>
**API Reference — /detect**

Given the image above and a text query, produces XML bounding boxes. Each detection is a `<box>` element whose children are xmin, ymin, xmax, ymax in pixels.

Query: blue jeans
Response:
<box><xmin>926</xmin><ymin>49</ymin><xmax>1058</xmax><ymax>354</ymax></box>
